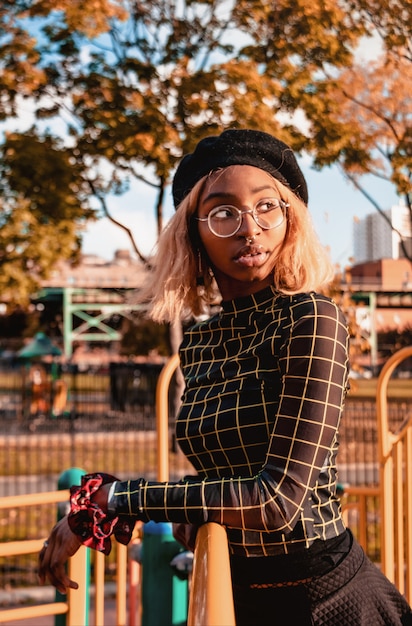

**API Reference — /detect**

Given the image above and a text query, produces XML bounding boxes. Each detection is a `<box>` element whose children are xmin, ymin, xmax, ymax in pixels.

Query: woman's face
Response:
<box><xmin>197</xmin><ymin>165</ymin><xmax>288</xmax><ymax>300</ymax></box>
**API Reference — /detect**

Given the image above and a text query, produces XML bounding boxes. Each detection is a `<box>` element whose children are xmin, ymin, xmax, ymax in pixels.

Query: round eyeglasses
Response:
<box><xmin>195</xmin><ymin>198</ymin><xmax>289</xmax><ymax>238</ymax></box>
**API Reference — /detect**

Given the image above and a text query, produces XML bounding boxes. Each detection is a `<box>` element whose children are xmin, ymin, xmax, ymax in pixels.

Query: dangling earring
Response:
<box><xmin>196</xmin><ymin>250</ymin><xmax>205</xmax><ymax>286</ymax></box>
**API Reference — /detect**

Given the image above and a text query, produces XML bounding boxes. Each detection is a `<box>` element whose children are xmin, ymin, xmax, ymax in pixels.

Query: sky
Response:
<box><xmin>81</xmin><ymin>156</ymin><xmax>400</xmax><ymax>269</ymax></box>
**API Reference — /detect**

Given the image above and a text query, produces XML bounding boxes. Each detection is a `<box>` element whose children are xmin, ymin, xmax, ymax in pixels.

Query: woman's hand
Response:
<box><xmin>38</xmin><ymin>516</ymin><xmax>82</xmax><ymax>594</ymax></box>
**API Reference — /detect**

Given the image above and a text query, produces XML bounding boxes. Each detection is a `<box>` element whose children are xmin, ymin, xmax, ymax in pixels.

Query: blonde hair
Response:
<box><xmin>141</xmin><ymin>174</ymin><xmax>334</xmax><ymax>323</ymax></box>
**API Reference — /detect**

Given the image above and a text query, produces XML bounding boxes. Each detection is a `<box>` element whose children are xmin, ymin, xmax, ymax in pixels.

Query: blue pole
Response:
<box><xmin>55</xmin><ymin>468</ymin><xmax>90</xmax><ymax>626</ymax></box>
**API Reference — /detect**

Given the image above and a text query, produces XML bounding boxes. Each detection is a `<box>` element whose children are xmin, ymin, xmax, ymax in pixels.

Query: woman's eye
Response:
<box><xmin>212</xmin><ymin>206</ymin><xmax>236</xmax><ymax>220</ymax></box>
<box><xmin>258</xmin><ymin>199</ymin><xmax>280</xmax><ymax>213</ymax></box>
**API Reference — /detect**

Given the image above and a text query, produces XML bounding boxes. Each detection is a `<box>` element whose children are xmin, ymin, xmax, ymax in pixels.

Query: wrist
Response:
<box><xmin>68</xmin><ymin>473</ymin><xmax>133</xmax><ymax>555</ymax></box>
<box><xmin>90</xmin><ymin>482</ymin><xmax>112</xmax><ymax>514</ymax></box>
<box><xmin>106</xmin><ymin>481</ymin><xmax>118</xmax><ymax>514</ymax></box>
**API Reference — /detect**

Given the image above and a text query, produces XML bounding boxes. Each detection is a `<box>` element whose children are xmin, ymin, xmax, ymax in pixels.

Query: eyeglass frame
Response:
<box><xmin>195</xmin><ymin>198</ymin><xmax>289</xmax><ymax>238</ymax></box>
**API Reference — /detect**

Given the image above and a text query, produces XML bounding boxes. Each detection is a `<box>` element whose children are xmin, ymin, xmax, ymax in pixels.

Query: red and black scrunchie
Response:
<box><xmin>68</xmin><ymin>472</ymin><xmax>134</xmax><ymax>555</ymax></box>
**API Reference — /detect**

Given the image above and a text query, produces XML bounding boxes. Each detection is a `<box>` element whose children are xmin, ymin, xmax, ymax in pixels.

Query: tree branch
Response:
<box><xmin>86</xmin><ymin>178</ymin><xmax>148</xmax><ymax>265</ymax></box>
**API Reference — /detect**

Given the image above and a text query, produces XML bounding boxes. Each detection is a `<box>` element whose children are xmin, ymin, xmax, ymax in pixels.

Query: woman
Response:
<box><xmin>39</xmin><ymin>129</ymin><xmax>412</xmax><ymax>625</ymax></box>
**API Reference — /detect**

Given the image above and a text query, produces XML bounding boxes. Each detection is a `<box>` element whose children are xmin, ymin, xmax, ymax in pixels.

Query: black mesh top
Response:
<box><xmin>111</xmin><ymin>286</ymin><xmax>350</xmax><ymax>556</ymax></box>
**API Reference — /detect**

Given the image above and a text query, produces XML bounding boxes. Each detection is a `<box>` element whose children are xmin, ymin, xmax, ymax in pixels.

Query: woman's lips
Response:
<box><xmin>233</xmin><ymin>244</ymin><xmax>269</xmax><ymax>267</ymax></box>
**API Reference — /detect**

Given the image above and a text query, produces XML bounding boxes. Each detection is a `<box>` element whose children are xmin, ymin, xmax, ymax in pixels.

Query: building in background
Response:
<box><xmin>348</xmin><ymin>258</ymin><xmax>412</xmax><ymax>332</ymax></box>
<box><xmin>346</xmin><ymin>206</ymin><xmax>412</xmax><ymax>374</ymax></box>
<box><xmin>35</xmin><ymin>249</ymin><xmax>148</xmax><ymax>359</ymax></box>
<box><xmin>344</xmin><ymin>257</ymin><xmax>412</xmax><ymax>375</ymax></box>
<box><xmin>353</xmin><ymin>203</ymin><xmax>412</xmax><ymax>263</ymax></box>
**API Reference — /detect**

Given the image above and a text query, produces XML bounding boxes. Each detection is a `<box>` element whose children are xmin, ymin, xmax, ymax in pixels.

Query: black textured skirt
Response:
<box><xmin>231</xmin><ymin>532</ymin><xmax>412</xmax><ymax>625</ymax></box>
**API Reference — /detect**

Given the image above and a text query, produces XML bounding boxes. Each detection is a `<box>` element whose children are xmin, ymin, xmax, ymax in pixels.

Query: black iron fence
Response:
<box><xmin>0</xmin><ymin>358</ymin><xmax>410</xmax><ymax>589</ymax></box>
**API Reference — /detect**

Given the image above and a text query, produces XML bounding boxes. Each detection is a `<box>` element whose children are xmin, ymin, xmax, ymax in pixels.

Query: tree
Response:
<box><xmin>235</xmin><ymin>1</ymin><xmax>412</xmax><ymax>255</ymax></box>
<box><xmin>0</xmin><ymin>1</ymin><xmax>366</xmax><ymax>268</ymax></box>
<box><xmin>1</xmin><ymin>0</ymin><xmax>411</xmax><ymax>302</ymax></box>
<box><xmin>347</xmin><ymin>0</ymin><xmax>412</xmax><ymax>63</ymax></box>
<box><xmin>295</xmin><ymin>54</ymin><xmax>412</xmax><ymax>261</ymax></box>
<box><xmin>0</xmin><ymin>131</ymin><xmax>94</xmax><ymax>302</ymax></box>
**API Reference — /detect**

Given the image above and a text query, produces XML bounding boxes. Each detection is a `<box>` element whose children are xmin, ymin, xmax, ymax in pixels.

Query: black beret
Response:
<box><xmin>172</xmin><ymin>129</ymin><xmax>308</xmax><ymax>208</ymax></box>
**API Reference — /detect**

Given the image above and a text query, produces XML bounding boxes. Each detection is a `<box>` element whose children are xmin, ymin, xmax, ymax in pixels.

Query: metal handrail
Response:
<box><xmin>155</xmin><ymin>354</ymin><xmax>236</xmax><ymax>625</ymax></box>
<box><xmin>0</xmin><ymin>489</ymin><xmax>130</xmax><ymax>625</ymax></box>
<box><xmin>0</xmin><ymin>490</ymin><xmax>87</xmax><ymax>625</ymax></box>
<box><xmin>188</xmin><ymin>523</ymin><xmax>235</xmax><ymax>626</ymax></box>
<box><xmin>377</xmin><ymin>345</ymin><xmax>412</xmax><ymax>601</ymax></box>
<box><xmin>156</xmin><ymin>352</ymin><xmax>180</xmax><ymax>482</ymax></box>
<box><xmin>341</xmin><ymin>485</ymin><xmax>380</xmax><ymax>551</ymax></box>
<box><xmin>0</xmin><ymin>353</ymin><xmax>180</xmax><ymax>625</ymax></box>
<box><xmin>3</xmin><ymin>349</ymin><xmax>410</xmax><ymax>623</ymax></box>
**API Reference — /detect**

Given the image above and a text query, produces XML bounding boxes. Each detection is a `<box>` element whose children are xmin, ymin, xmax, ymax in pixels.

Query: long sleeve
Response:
<box><xmin>110</xmin><ymin>290</ymin><xmax>349</xmax><ymax>555</ymax></box>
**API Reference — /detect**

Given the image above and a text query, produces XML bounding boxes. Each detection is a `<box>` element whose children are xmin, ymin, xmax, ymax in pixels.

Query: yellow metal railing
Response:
<box><xmin>156</xmin><ymin>352</ymin><xmax>180</xmax><ymax>482</ymax></box>
<box><xmin>0</xmin><ymin>354</ymin><xmax>180</xmax><ymax>626</ymax></box>
<box><xmin>155</xmin><ymin>354</ymin><xmax>236</xmax><ymax>625</ymax></box>
<box><xmin>377</xmin><ymin>345</ymin><xmax>412</xmax><ymax>601</ymax></box>
<box><xmin>2</xmin><ymin>348</ymin><xmax>411</xmax><ymax>623</ymax></box>
<box><xmin>0</xmin><ymin>490</ymin><xmax>84</xmax><ymax>625</ymax></box>
<box><xmin>0</xmin><ymin>490</ymin><xmax>131</xmax><ymax>625</ymax></box>
<box><xmin>341</xmin><ymin>485</ymin><xmax>380</xmax><ymax>552</ymax></box>
<box><xmin>188</xmin><ymin>522</ymin><xmax>235</xmax><ymax>626</ymax></box>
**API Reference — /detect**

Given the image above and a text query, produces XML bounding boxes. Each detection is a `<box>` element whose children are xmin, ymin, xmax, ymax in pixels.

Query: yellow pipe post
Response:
<box><xmin>67</xmin><ymin>547</ymin><xmax>90</xmax><ymax>626</ymax></box>
<box><xmin>155</xmin><ymin>354</ymin><xmax>180</xmax><ymax>482</ymax></box>
<box><xmin>188</xmin><ymin>523</ymin><xmax>235</xmax><ymax>626</ymax></box>
<box><xmin>376</xmin><ymin>346</ymin><xmax>412</xmax><ymax>585</ymax></box>
<box><xmin>116</xmin><ymin>543</ymin><xmax>128</xmax><ymax>626</ymax></box>
<box><xmin>94</xmin><ymin>550</ymin><xmax>106</xmax><ymax>626</ymax></box>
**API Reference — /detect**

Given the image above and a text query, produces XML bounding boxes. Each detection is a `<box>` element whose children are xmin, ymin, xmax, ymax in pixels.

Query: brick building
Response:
<box><xmin>347</xmin><ymin>258</ymin><xmax>412</xmax><ymax>332</ymax></box>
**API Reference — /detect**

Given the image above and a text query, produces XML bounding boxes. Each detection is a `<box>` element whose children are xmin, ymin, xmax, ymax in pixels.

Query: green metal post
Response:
<box><xmin>142</xmin><ymin>521</ymin><xmax>188</xmax><ymax>626</ymax></box>
<box><xmin>368</xmin><ymin>291</ymin><xmax>378</xmax><ymax>375</ymax></box>
<box><xmin>63</xmin><ymin>287</ymin><xmax>73</xmax><ymax>359</ymax></box>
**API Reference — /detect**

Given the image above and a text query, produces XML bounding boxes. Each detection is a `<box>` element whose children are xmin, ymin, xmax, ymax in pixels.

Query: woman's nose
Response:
<box><xmin>237</xmin><ymin>209</ymin><xmax>261</xmax><ymax>237</ymax></box>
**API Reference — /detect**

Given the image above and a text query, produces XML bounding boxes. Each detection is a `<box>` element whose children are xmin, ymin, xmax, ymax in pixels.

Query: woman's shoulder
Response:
<box><xmin>278</xmin><ymin>292</ymin><xmax>346</xmax><ymax>321</ymax></box>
